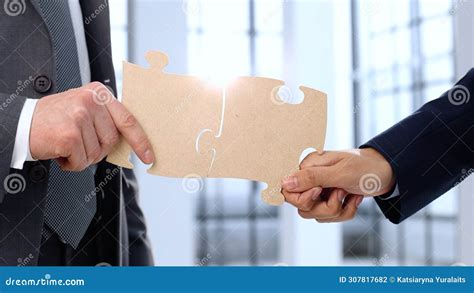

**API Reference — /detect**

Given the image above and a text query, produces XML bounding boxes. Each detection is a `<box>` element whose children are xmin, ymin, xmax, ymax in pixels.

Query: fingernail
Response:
<box><xmin>144</xmin><ymin>149</ymin><xmax>154</xmax><ymax>163</ymax></box>
<box><xmin>356</xmin><ymin>196</ymin><xmax>363</xmax><ymax>207</ymax></box>
<box><xmin>282</xmin><ymin>176</ymin><xmax>297</xmax><ymax>190</ymax></box>
<box><xmin>337</xmin><ymin>190</ymin><xmax>345</xmax><ymax>202</ymax></box>
<box><xmin>311</xmin><ymin>188</ymin><xmax>321</xmax><ymax>201</ymax></box>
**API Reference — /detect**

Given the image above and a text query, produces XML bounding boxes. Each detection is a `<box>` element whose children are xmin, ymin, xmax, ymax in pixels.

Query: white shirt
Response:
<box><xmin>380</xmin><ymin>184</ymin><xmax>400</xmax><ymax>200</ymax></box>
<box><xmin>10</xmin><ymin>0</ymin><xmax>91</xmax><ymax>169</ymax></box>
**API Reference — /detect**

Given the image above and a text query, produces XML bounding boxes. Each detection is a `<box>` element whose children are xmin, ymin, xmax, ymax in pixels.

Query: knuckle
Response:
<box><xmin>102</xmin><ymin>132</ymin><xmax>120</xmax><ymax>147</ymax></box>
<box><xmin>73</xmin><ymin>163</ymin><xmax>87</xmax><ymax>172</ymax></box>
<box><xmin>71</xmin><ymin>107</ymin><xmax>91</xmax><ymax>125</ymax></box>
<box><xmin>306</xmin><ymin>170</ymin><xmax>317</xmax><ymax>183</ymax></box>
<box><xmin>297</xmin><ymin>210</ymin><xmax>308</xmax><ymax>219</ymax></box>
<box><xmin>300</xmin><ymin>201</ymin><xmax>313</xmax><ymax>212</ymax></box>
<box><xmin>59</xmin><ymin>130</ymin><xmax>79</xmax><ymax>152</ymax></box>
<box><xmin>120</xmin><ymin>112</ymin><xmax>138</xmax><ymax>128</ymax></box>
<box><xmin>327</xmin><ymin>205</ymin><xmax>342</xmax><ymax>217</ymax></box>
<box><xmin>304</xmin><ymin>169</ymin><xmax>317</xmax><ymax>184</ymax></box>
<box><xmin>135</xmin><ymin>136</ymin><xmax>150</xmax><ymax>151</ymax></box>
<box><xmin>300</xmin><ymin>206</ymin><xmax>311</xmax><ymax>213</ymax></box>
<box><xmin>89</xmin><ymin>81</ymin><xmax>104</xmax><ymax>89</ymax></box>
<box><xmin>56</xmin><ymin>139</ymin><xmax>70</xmax><ymax>157</ymax></box>
<box><xmin>77</xmin><ymin>88</ymin><xmax>94</xmax><ymax>103</ymax></box>
<box><xmin>60</xmin><ymin>139</ymin><xmax>73</xmax><ymax>154</ymax></box>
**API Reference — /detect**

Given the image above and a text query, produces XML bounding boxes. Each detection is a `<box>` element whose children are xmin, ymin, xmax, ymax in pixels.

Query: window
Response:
<box><xmin>109</xmin><ymin>0</ymin><xmax>129</xmax><ymax>96</ymax></box>
<box><xmin>186</xmin><ymin>0</ymin><xmax>284</xmax><ymax>265</ymax></box>
<box><xmin>348</xmin><ymin>0</ymin><xmax>457</xmax><ymax>265</ymax></box>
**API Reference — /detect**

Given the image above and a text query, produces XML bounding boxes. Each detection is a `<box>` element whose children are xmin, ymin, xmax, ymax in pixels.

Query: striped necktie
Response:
<box><xmin>36</xmin><ymin>0</ymin><xmax>97</xmax><ymax>249</ymax></box>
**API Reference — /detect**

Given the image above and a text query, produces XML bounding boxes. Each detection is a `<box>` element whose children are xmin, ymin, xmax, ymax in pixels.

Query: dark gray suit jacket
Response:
<box><xmin>0</xmin><ymin>0</ymin><xmax>153</xmax><ymax>266</ymax></box>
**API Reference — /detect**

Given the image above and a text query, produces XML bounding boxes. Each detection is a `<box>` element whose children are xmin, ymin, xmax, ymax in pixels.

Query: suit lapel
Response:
<box><xmin>30</xmin><ymin>0</ymin><xmax>117</xmax><ymax>94</ymax></box>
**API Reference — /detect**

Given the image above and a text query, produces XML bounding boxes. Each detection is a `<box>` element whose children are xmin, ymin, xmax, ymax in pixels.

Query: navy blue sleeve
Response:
<box><xmin>361</xmin><ymin>69</ymin><xmax>474</xmax><ymax>224</ymax></box>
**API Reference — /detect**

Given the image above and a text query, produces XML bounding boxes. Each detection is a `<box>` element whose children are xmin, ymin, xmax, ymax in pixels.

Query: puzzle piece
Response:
<box><xmin>107</xmin><ymin>51</ymin><xmax>220</xmax><ymax>177</ymax></box>
<box><xmin>200</xmin><ymin>78</ymin><xmax>326</xmax><ymax>205</ymax></box>
<box><xmin>107</xmin><ymin>51</ymin><xmax>327</xmax><ymax>205</ymax></box>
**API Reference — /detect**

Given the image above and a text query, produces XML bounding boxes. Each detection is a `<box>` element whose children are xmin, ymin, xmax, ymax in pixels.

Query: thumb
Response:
<box><xmin>282</xmin><ymin>166</ymin><xmax>338</xmax><ymax>192</ymax></box>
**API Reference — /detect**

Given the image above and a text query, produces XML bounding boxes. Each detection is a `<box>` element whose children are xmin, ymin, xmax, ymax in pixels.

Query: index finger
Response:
<box><xmin>98</xmin><ymin>89</ymin><xmax>155</xmax><ymax>164</ymax></box>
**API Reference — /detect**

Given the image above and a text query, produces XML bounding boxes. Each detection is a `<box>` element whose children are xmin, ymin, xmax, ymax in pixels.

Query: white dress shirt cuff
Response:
<box><xmin>379</xmin><ymin>184</ymin><xmax>400</xmax><ymax>200</ymax></box>
<box><xmin>10</xmin><ymin>99</ymin><xmax>38</xmax><ymax>169</ymax></box>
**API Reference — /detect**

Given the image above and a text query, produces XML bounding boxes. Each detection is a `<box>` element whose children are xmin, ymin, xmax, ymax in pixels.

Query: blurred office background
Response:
<box><xmin>108</xmin><ymin>0</ymin><xmax>474</xmax><ymax>265</ymax></box>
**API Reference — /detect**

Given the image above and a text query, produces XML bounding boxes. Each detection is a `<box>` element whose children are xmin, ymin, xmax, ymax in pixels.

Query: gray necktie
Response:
<box><xmin>36</xmin><ymin>0</ymin><xmax>96</xmax><ymax>249</ymax></box>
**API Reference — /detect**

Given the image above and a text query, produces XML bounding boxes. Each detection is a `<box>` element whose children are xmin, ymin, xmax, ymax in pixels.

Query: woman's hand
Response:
<box><xmin>281</xmin><ymin>148</ymin><xmax>396</xmax><ymax>222</ymax></box>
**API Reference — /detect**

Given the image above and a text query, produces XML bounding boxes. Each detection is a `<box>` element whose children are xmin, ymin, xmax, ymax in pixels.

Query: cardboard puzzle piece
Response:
<box><xmin>107</xmin><ymin>51</ymin><xmax>327</xmax><ymax>205</ymax></box>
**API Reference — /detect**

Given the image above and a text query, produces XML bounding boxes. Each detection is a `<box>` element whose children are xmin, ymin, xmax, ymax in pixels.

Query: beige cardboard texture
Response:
<box><xmin>107</xmin><ymin>51</ymin><xmax>327</xmax><ymax>205</ymax></box>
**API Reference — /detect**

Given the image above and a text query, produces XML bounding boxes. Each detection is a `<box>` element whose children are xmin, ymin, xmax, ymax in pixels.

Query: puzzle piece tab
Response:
<box><xmin>107</xmin><ymin>51</ymin><xmax>327</xmax><ymax>205</ymax></box>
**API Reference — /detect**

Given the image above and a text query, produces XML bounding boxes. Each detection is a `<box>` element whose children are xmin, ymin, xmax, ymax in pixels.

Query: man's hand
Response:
<box><xmin>29</xmin><ymin>82</ymin><xmax>155</xmax><ymax>171</ymax></box>
<box><xmin>281</xmin><ymin>148</ymin><xmax>396</xmax><ymax>222</ymax></box>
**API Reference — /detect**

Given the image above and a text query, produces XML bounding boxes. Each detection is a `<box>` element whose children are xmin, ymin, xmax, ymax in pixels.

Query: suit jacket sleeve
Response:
<box><xmin>121</xmin><ymin>168</ymin><xmax>154</xmax><ymax>265</ymax></box>
<box><xmin>0</xmin><ymin>93</ymin><xmax>26</xmax><ymax>195</ymax></box>
<box><xmin>361</xmin><ymin>68</ymin><xmax>474</xmax><ymax>224</ymax></box>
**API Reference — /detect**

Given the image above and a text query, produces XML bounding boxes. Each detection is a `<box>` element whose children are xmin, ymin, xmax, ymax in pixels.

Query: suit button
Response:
<box><xmin>33</xmin><ymin>75</ymin><xmax>52</xmax><ymax>93</ymax></box>
<box><xmin>29</xmin><ymin>164</ymin><xmax>48</xmax><ymax>183</ymax></box>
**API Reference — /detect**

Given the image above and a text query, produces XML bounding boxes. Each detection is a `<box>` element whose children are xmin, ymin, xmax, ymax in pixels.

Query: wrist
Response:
<box><xmin>360</xmin><ymin>147</ymin><xmax>396</xmax><ymax>196</ymax></box>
